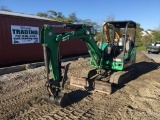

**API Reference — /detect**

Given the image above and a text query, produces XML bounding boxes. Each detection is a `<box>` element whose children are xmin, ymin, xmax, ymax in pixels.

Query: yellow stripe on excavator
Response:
<box><xmin>103</xmin><ymin>21</ymin><xmax>120</xmax><ymax>42</ymax></box>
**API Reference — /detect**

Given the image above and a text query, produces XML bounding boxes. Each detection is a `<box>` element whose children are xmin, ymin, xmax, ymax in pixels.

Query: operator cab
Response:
<box><xmin>102</xmin><ymin>21</ymin><xmax>136</xmax><ymax>63</ymax></box>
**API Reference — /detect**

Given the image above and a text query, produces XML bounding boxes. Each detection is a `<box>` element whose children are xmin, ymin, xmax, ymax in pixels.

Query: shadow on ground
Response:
<box><xmin>61</xmin><ymin>61</ymin><xmax>160</xmax><ymax>105</ymax></box>
<box><xmin>62</xmin><ymin>90</ymin><xmax>92</xmax><ymax>107</ymax></box>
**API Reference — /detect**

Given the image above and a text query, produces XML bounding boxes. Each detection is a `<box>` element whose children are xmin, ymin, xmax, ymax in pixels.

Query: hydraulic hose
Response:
<box><xmin>43</xmin><ymin>45</ymin><xmax>50</xmax><ymax>82</ymax></box>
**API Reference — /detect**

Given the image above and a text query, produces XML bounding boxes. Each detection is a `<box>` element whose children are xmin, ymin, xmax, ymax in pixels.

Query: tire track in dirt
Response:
<box><xmin>0</xmin><ymin>80</ymin><xmax>46</xmax><ymax>119</ymax></box>
<box><xmin>11</xmin><ymin>89</ymin><xmax>95</xmax><ymax>120</ymax></box>
<box><xmin>40</xmin><ymin>102</ymin><xmax>94</xmax><ymax>120</ymax></box>
<box><xmin>0</xmin><ymin>68</ymin><xmax>47</xmax><ymax>119</ymax></box>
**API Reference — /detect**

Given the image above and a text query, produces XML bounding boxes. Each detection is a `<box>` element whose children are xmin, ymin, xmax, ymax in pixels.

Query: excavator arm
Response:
<box><xmin>40</xmin><ymin>24</ymin><xmax>103</xmax><ymax>104</ymax></box>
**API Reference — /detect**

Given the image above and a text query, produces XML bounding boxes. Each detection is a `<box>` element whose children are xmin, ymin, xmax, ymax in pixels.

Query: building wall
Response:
<box><xmin>0</xmin><ymin>14</ymin><xmax>88</xmax><ymax>67</ymax></box>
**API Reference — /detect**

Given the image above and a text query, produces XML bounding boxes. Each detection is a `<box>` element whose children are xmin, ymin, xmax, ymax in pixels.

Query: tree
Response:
<box><xmin>107</xmin><ymin>14</ymin><xmax>115</xmax><ymax>21</ymax></box>
<box><xmin>68</xmin><ymin>12</ymin><xmax>78</xmax><ymax>23</ymax></box>
<box><xmin>81</xmin><ymin>19</ymin><xmax>92</xmax><ymax>25</ymax></box>
<box><xmin>152</xmin><ymin>30</ymin><xmax>160</xmax><ymax>41</ymax></box>
<box><xmin>94</xmin><ymin>14</ymin><xmax>116</xmax><ymax>42</ymax></box>
<box><xmin>35</xmin><ymin>10</ymin><xmax>101</xmax><ymax>30</ymax></box>
<box><xmin>47</xmin><ymin>10</ymin><xmax>57</xmax><ymax>18</ymax></box>
<box><xmin>57</xmin><ymin>12</ymin><xmax>63</xmax><ymax>18</ymax></box>
<box><xmin>36</xmin><ymin>12</ymin><xmax>48</xmax><ymax>17</ymax></box>
<box><xmin>95</xmin><ymin>32</ymin><xmax>103</xmax><ymax>42</ymax></box>
<box><xmin>135</xmin><ymin>23</ymin><xmax>144</xmax><ymax>46</ymax></box>
<box><xmin>0</xmin><ymin>6</ymin><xmax>11</xmax><ymax>12</ymax></box>
<box><xmin>141</xmin><ymin>35</ymin><xmax>152</xmax><ymax>46</ymax></box>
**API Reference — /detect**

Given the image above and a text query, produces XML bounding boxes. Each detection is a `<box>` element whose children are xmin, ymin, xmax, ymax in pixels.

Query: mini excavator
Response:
<box><xmin>40</xmin><ymin>21</ymin><xmax>137</xmax><ymax>106</ymax></box>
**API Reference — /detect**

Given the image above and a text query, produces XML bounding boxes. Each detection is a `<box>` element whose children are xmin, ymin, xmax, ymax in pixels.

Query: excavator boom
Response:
<box><xmin>41</xmin><ymin>24</ymin><xmax>103</xmax><ymax>82</ymax></box>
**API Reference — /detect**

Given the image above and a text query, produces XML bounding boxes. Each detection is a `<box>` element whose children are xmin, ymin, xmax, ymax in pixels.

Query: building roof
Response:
<box><xmin>0</xmin><ymin>10</ymin><xmax>56</xmax><ymax>21</ymax></box>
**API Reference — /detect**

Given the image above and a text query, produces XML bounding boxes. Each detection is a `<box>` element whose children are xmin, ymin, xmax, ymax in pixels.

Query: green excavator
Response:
<box><xmin>41</xmin><ymin>21</ymin><xmax>137</xmax><ymax>106</ymax></box>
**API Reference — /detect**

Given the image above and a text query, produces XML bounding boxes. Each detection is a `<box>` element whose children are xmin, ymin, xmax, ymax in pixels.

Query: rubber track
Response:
<box><xmin>110</xmin><ymin>67</ymin><xmax>135</xmax><ymax>85</ymax></box>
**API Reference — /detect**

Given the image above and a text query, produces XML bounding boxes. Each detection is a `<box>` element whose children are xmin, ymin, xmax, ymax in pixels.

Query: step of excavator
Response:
<box><xmin>70</xmin><ymin>76</ymin><xmax>112</xmax><ymax>94</ymax></box>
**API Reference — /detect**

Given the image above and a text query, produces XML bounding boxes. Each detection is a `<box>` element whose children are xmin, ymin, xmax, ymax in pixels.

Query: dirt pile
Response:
<box><xmin>136</xmin><ymin>51</ymin><xmax>155</xmax><ymax>63</ymax></box>
<box><xmin>0</xmin><ymin>51</ymin><xmax>160</xmax><ymax>120</ymax></box>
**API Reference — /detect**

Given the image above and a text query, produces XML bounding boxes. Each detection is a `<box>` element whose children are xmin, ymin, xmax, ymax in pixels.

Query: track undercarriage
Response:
<box><xmin>70</xmin><ymin>66</ymin><xmax>135</xmax><ymax>94</ymax></box>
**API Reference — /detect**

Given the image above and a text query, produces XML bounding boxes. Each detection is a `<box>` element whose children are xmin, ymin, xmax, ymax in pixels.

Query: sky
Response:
<box><xmin>1</xmin><ymin>0</ymin><xmax>160</xmax><ymax>30</ymax></box>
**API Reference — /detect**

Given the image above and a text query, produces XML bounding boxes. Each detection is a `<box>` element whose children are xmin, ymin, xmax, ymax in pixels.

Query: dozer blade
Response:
<box><xmin>44</xmin><ymin>92</ymin><xmax>69</xmax><ymax>107</ymax></box>
<box><xmin>94</xmin><ymin>80</ymin><xmax>112</xmax><ymax>94</ymax></box>
<box><xmin>70</xmin><ymin>76</ymin><xmax>112</xmax><ymax>94</ymax></box>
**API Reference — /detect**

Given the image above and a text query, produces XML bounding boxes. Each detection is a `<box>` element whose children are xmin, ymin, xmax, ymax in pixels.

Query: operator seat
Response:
<box><xmin>111</xmin><ymin>37</ymin><xmax>125</xmax><ymax>59</ymax></box>
<box><xmin>125</xmin><ymin>39</ymin><xmax>134</xmax><ymax>60</ymax></box>
<box><xmin>118</xmin><ymin>37</ymin><xmax>125</xmax><ymax>47</ymax></box>
<box><xmin>104</xmin><ymin>38</ymin><xmax>125</xmax><ymax>60</ymax></box>
<box><xmin>118</xmin><ymin>37</ymin><xmax>124</xmax><ymax>52</ymax></box>
<box><xmin>126</xmin><ymin>40</ymin><xmax>131</xmax><ymax>52</ymax></box>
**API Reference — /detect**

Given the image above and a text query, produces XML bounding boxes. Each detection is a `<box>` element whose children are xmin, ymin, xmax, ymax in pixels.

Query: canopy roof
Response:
<box><xmin>106</xmin><ymin>21</ymin><xmax>136</xmax><ymax>28</ymax></box>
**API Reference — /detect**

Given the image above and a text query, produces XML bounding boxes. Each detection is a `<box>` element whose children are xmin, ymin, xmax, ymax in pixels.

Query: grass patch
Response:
<box><xmin>137</xmin><ymin>46</ymin><xmax>147</xmax><ymax>51</ymax></box>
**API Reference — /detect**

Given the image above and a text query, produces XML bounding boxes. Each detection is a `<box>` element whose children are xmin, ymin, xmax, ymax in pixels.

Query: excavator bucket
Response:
<box><xmin>43</xmin><ymin>92</ymin><xmax>69</xmax><ymax>107</ymax></box>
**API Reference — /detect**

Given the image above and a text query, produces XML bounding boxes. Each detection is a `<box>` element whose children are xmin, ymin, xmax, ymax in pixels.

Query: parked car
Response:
<box><xmin>146</xmin><ymin>40</ymin><xmax>160</xmax><ymax>54</ymax></box>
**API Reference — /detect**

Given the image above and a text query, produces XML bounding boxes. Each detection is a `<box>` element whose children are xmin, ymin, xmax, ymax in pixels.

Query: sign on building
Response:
<box><xmin>11</xmin><ymin>25</ymin><xmax>39</xmax><ymax>44</ymax></box>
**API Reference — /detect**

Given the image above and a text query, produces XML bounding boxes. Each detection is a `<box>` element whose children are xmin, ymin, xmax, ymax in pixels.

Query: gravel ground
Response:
<box><xmin>0</xmin><ymin>51</ymin><xmax>160</xmax><ymax>120</ymax></box>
